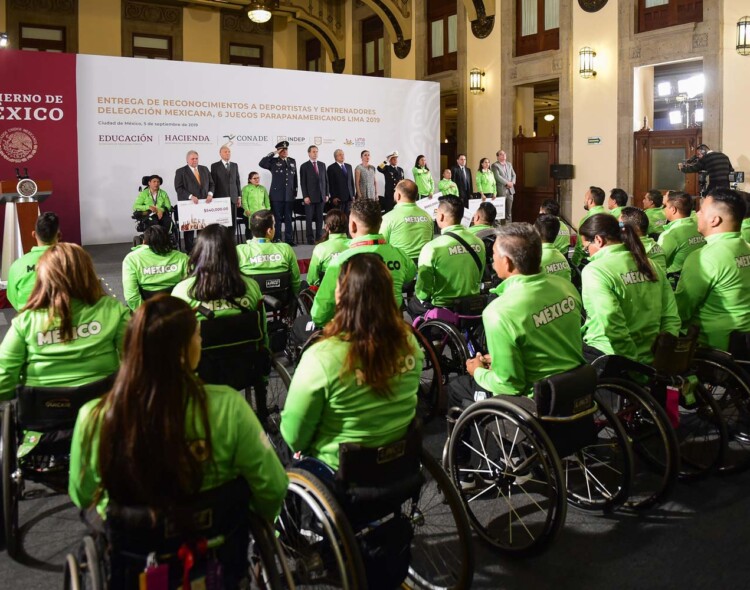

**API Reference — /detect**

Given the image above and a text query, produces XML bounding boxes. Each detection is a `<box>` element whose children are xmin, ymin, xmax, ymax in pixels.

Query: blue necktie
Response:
<box><xmin>341</xmin><ymin>164</ymin><xmax>347</xmax><ymax>176</ymax></box>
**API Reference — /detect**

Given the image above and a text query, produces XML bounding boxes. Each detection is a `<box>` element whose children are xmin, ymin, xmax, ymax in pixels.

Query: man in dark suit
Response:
<box><xmin>174</xmin><ymin>150</ymin><xmax>214</xmax><ymax>252</ymax></box>
<box><xmin>327</xmin><ymin>149</ymin><xmax>356</xmax><ymax>216</ymax></box>
<box><xmin>451</xmin><ymin>153</ymin><xmax>473</xmax><ymax>207</ymax></box>
<box><xmin>210</xmin><ymin>145</ymin><xmax>242</xmax><ymax>233</ymax></box>
<box><xmin>377</xmin><ymin>150</ymin><xmax>404</xmax><ymax>212</ymax></box>
<box><xmin>299</xmin><ymin>145</ymin><xmax>329</xmax><ymax>244</ymax></box>
<box><xmin>259</xmin><ymin>140</ymin><xmax>298</xmax><ymax>246</ymax></box>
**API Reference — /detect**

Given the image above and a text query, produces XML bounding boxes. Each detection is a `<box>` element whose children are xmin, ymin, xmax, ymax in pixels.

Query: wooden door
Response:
<box><xmin>512</xmin><ymin>134</ymin><xmax>558</xmax><ymax>222</ymax></box>
<box><xmin>633</xmin><ymin>128</ymin><xmax>702</xmax><ymax>207</ymax></box>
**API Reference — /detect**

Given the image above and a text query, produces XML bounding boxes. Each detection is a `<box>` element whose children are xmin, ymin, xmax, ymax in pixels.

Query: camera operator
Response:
<box><xmin>678</xmin><ymin>144</ymin><xmax>734</xmax><ymax>194</ymax></box>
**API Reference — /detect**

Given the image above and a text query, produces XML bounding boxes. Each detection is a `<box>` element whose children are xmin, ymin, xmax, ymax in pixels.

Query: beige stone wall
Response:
<box><xmin>79</xmin><ymin>0</ymin><xmax>120</xmax><ymax>56</ymax></box>
<box><xmin>272</xmin><ymin>16</ymin><xmax>297</xmax><ymax>70</ymax></box>
<box><xmin>183</xmin><ymin>6</ymin><xmax>220</xmax><ymax>64</ymax></box>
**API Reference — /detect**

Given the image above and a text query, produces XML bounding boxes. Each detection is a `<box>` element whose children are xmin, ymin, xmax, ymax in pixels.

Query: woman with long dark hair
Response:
<box><xmin>69</xmin><ymin>295</ymin><xmax>287</xmax><ymax>520</ymax></box>
<box><xmin>412</xmin><ymin>154</ymin><xmax>434</xmax><ymax>198</ymax></box>
<box><xmin>578</xmin><ymin>213</ymin><xmax>679</xmax><ymax>363</ymax></box>
<box><xmin>172</xmin><ymin>224</ymin><xmax>264</xmax><ymax>321</ymax></box>
<box><xmin>306</xmin><ymin>209</ymin><xmax>349</xmax><ymax>287</ymax></box>
<box><xmin>0</xmin><ymin>243</ymin><xmax>129</xmax><ymax>398</ymax></box>
<box><xmin>475</xmin><ymin>157</ymin><xmax>496</xmax><ymax>201</ymax></box>
<box><xmin>281</xmin><ymin>253</ymin><xmax>423</xmax><ymax>469</ymax></box>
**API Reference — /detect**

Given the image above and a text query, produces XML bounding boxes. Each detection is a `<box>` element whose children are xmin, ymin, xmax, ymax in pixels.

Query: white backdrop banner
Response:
<box><xmin>76</xmin><ymin>55</ymin><xmax>440</xmax><ymax>244</ymax></box>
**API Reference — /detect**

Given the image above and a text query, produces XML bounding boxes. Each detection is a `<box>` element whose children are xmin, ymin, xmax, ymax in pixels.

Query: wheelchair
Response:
<box><xmin>444</xmin><ymin>364</ymin><xmax>634</xmax><ymax>556</ymax></box>
<box><xmin>250</xmin><ymin>271</ymin><xmax>308</xmax><ymax>356</ymax></box>
<box><xmin>63</xmin><ymin>478</ymin><xmax>292</xmax><ymax>590</ymax></box>
<box><xmin>277</xmin><ymin>423</ymin><xmax>474</xmax><ymax>589</ymax></box>
<box><xmin>0</xmin><ymin>375</ymin><xmax>114</xmax><ymax>559</ymax></box>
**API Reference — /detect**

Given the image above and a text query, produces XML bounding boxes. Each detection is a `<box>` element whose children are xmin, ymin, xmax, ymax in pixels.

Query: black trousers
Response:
<box><xmin>304</xmin><ymin>201</ymin><xmax>324</xmax><ymax>244</ymax></box>
<box><xmin>271</xmin><ymin>200</ymin><xmax>294</xmax><ymax>243</ymax></box>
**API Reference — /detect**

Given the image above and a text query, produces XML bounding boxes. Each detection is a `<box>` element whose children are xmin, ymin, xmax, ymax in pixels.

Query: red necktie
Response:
<box><xmin>313</xmin><ymin>161</ymin><xmax>319</xmax><ymax>175</ymax></box>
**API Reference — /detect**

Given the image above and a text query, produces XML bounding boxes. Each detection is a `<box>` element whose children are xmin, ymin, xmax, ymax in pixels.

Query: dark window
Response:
<box><xmin>19</xmin><ymin>24</ymin><xmax>65</xmax><ymax>52</ymax></box>
<box><xmin>362</xmin><ymin>16</ymin><xmax>384</xmax><ymax>77</ymax></box>
<box><xmin>515</xmin><ymin>0</ymin><xmax>559</xmax><ymax>57</ymax></box>
<box><xmin>132</xmin><ymin>34</ymin><xmax>172</xmax><ymax>60</ymax></box>
<box><xmin>229</xmin><ymin>43</ymin><xmax>263</xmax><ymax>67</ymax></box>
<box><xmin>427</xmin><ymin>0</ymin><xmax>457</xmax><ymax>74</ymax></box>
<box><xmin>306</xmin><ymin>38</ymin><xmax>322</xmax><ymax>72</ymax></box>
<box><xmin>638</xmin><ymin>0</ymin><xmax>703</xmax><ymax>34</ymax></box>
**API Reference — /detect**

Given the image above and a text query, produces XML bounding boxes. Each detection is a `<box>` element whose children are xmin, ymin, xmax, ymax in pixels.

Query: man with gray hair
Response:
<box><xmin>175</xmin><ymin>149</ymin><xmax>214</xmax><ymax>251</ymax></box>
<box><xmin>491</xmin><ymin>149</ymin><xmax>516</xmax><ymax>222</ymax></box>
<box><xmin>448</xmin><ymin>222</ymin><xmax>585</xmax><ymax>407</ymax></box>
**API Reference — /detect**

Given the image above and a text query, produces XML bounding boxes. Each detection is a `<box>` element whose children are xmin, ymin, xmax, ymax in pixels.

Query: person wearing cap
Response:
<box><xmin>377</xmin><ymin>150</ymin><xmax>405</xmax><ymax>213</ymax></box>
<box><xmin>133</xmin><ymin>174</ymin><xmax>174</xmax><ymax>235</ymax></box>
<box><xmin>259</xmin><ymin>141</ymin><xmax>298</xmax><ymax>246</ymax></box>
<box><xmin>175</xmin><ymin>151</ymin><xmax>214</xmax><ymax>252</ymax></box>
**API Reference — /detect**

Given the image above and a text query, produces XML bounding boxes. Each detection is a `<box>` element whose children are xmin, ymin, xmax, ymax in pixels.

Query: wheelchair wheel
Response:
<box><xmin>403</xmin><ymin>451</ymin><xmax>474</xmax><ymax>590</ymax></box>
<box><xmin>79</xmin><ymin>535</ymin><xmax>104</xmax><ymax>590</ymax></box>
<box><xmin>297</xmin><ymin>288</ymin><xmax>316</xmax><ymax>315</ymax></box>
<box><xmin>248</xmin><ymin>512</ymin><xmax>294</xmax><ymax>590</ymax></box>
<box><xmin>595</xmin><ymin>378</ymin><xmax>680</xmax><ymax>510</ymax></box>
<box><xmin>676</xmin><ymin>380</ymin><xmax>727</xmax><ymax>480</ymax></box>
<box><xmin>447</xmin><ymin>398</ymin><xmax>567</xmax><ymax>557</ymax></box>
<box><xmin>411</xmin><ymin>327</ymin><xmax>444</xmax><ymax>423</ymax></box>
<box><xmin>257</xmin><ymin>358</ymin><xmax>292</xmax><ymax>456</ymax></box>
<box><xmin>562</xmin><ymin>402</ymin><xmax>634</xmax><ymax>513</ymax></box>
<box><xmin>417</xmin><ymin>320</ymin><xmax>470</xmax><ymax>387</ymax></box>
<box><xmin>693</xmin><ymin>351</ymin><xmax>750</xmax><ymax>474</ymax></box>
<box><xmin>277</xmin><ymin>468</ymin><xmax>367</xmax><ymax>589</ymax></box>
<box><xmin>1</xmin><ymin>403</ymin><xmax>20</xmax><ymax>559</ymax></box>
<box><xmin>63</xmin><ymin>553</ymin><xmax>82</xmax><ymax>590</ymax></box>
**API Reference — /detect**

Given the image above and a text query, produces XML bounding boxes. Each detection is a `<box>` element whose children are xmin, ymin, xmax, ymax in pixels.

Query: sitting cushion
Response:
<box><xmin>16</xmin><ymin>374</ymin><xmax>115</xmax><ymax>431</ymax></box>
<box><xmin>199</xmin><ymin>311</ymin><xmax>264</xmax><ymax>350</ymax></box>
<box><xmin>423</xmin><ymin>306</ymin><xmax>460</xmax><ymax>325</ymax></box>
<box><xmin>533</xmin><ymin>364</ymin><xmax>596</xmax><ymax>419</ymax></box>
<box><xmin>451</xmin><ymin>294</ymin><xmax>487</xmax><ymax>316</ymax></box>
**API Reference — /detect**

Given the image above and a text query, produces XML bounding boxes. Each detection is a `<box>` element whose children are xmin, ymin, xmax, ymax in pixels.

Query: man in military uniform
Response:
<box><xmin>408</xmin><ymin>196</ymin><xmax>485</xmax><ymax>317</ymax></box>
<box><xmin>448</xmin><ymin>222</ymin><xmax>584</xmax><ymax>404</ymax></box>
<box><xmin>658</xmin><ymin>190</ymin><xmax>706</xmax><ymax>274</ymax></box>
<box><xmin>259</xmin><ymin>140</ymin><xmax>298</xmax><ymax>246</ymax></box>
<box><xmin>237</xmin><ymin>209</ymin><xmax>301</xmax><ymax>294</ymax></box>
<box><xmin>675</xmin><ymin>188</ymin><xmax>750</xmax><ymax>351</ymax></box>
<box><xmin>380</xmin><ymin>179</ymin><xmax>433</xmax><ymax>262</ymax></box>
<box><xmin>377</xmin><ymin>150</ymin><xmax>404</xmax><ymax>213</ymax></box>
<box><xmin>310</xmin><ymin>198</ymin><xmax>416</xmax><ymax>327</ymax></box>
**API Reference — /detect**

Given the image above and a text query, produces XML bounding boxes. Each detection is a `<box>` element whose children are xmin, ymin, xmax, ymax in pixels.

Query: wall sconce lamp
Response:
<box><xmin>469</xmin><ymin>68</ymin><xmax>485</xmax><ymax>94</ymax></box>
<box><xmin>738</xmin><ymin>16</ymin><xmax>750</xmax><ymax>56</ymax></box>
<box><xmin>247</xmin><ymin>1</ymin><xmax>272</xmax><ymax>24</ymax></box>
<box><xmin>579</xmin><ymin>47</ymin><xmax>596</xmax><ymax>78</ymax></box>
<box><xmin>0</xmin><ymin>34</ymin><xmax>8</xmax><ymax>49</ymax></box>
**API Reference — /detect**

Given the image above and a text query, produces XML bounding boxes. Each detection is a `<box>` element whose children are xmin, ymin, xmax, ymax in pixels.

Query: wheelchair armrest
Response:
<box><xmin>263</xmin><ymin>294</ymin><xmax>285</xmax><ymax>311</ymax></box>
<box><xmin>590</xmin><ymin>355</ymin><xmax>655</xmax><ymax>379</ymax></box>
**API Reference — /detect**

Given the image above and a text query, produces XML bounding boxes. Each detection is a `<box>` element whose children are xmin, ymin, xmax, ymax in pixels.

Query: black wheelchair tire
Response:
<box><xmin>448</xmin><ymin>398</ymin><xmax>567</xmax><ymax>557</ymax></box>
<box><xmin>595</xmin><ymin>378</ymin><xmax>680</xmax><ymax>510</ymax></box>
<box><xmin>417</xmin><ymin>319</ymin><xmax>471</xmax><ymax>386</ymax></box>
<box><xmin>677</xmin><ymin>380</ymin><xmax>727</xmax><ymax>480</ymax></box>
<box><xmin>279</xmin><ymin>468</ymin><xmax>367</xmax><ymax>590</ymax></box>
<box><xmin>563</xmin><ymin>401</ymin><xmax>634</xmax><ymax>514</ymax></box>
<box><xmin>63</xmin><ymin>553</ymin><xmax>82</xmax><ymax>590</ymax></box>
<box><xmin>411</xmin><ymin>327</ymin><xmax>444</xmax><ymax>423</ymax></box>
<box><xmin>248</xmin><ymin>512</ymin><xmax>292</xmax><ymax>590</ymax></box>
<box><xmin>2</xmin><ymin>403</ymin><xmax>20</xmax><ymax>559</ymax></box>
<box><xmin>403</xmin><ymin>451</ymin><xmax>474</xmax><ymax>590</ymax></box>
<box><xmin>693</xmin><ymin>352</ymin><xmax>750</xmax><ymax>475</ymax></box>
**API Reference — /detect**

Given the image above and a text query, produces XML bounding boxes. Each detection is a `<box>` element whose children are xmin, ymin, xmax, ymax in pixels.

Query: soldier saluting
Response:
<box><xmin>259</xmin><ymin>140</ymin><xmax>298</xmax><ymax>246</ymax></box>
<box><xmin>377</xmin><ymin>150</ymin><xmax>404</xmax><ymax>213</ymax></box>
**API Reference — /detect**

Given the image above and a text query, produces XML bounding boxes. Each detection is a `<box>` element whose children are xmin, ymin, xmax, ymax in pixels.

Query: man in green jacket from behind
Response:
<box><xmin>571</xmin><ymin>186</ymin><xmax>610</xmax><ymax>267</ymax></box>
<box><xmin>7</xmin><ymin>211</ymin><xmax>60</xmax><ymax>311</ymax></box>
<box><xmin>310</xmin><ymin>198</ymin><xmax>416</xmax><ymax>327</ymax></box>
<box><xmin>535</xmin><ymin>214</ymin><xmax>572</xmax><ymax>281</ymax></box>
<box><xmin>380</xmin><ymin>179</ymin><xmax>434</xmax><ymax>262</ymax></box>
<box><xmin>408</xmin><ymin>196</ymin><xmax>485</xmax><ymax>317</ymax></box>
<box><xmin>619</xmin><ymin>206</ymin><xmax>667</xmax><ymax>272</ymax></box>
<box><xmin>643</xmin><ymin>189</ymin><xmax>668</xmax><ymax>235</ymax></box>
<box><xmin>658</xmin><ymin>190</ymin><xmax>706</xmax><ymax>274</ymax></box>
<box><xmin>675</xmin><ymin>188</ymin><xmax>750</xmax><ymax>351</ymax></box>
<box><xmin>448</xmin><ymin>222</ymin><xmax>584</xmax><ymax>404</ymax></box>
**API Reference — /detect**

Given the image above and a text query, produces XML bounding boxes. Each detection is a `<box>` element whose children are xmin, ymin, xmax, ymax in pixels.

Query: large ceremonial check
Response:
<box><xmin>0</xmin><ymin>50</ymin><xmax>440</xmax><ymax>246</ymax></box>
<box><xmin>176</xmin><ymin>197</ymin><xmax>232</xmax><ymax>230</ymax></box>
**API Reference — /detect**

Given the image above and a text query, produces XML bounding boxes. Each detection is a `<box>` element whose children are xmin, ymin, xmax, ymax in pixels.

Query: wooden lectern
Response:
<box><xmin>0</xmin><ymin>179</ymin><xmax>52</xmax><ymax>282</ymax></box>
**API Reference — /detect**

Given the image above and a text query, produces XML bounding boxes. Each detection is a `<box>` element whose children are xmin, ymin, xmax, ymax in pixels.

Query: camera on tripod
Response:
<box><xmin>680</xmin><ymin>154</ymin><xmax>700</xmax><ymax>167</ymax></box>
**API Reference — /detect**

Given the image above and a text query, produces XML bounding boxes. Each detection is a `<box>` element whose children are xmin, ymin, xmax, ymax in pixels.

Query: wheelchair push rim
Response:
<box><xmin>1</xmin><ymin>403</ymin><xmax>21</xmax><ymax>559</ymax></box>
<box><xmin>448</xmin><ymin>399</ymin><xmax>567</xmax><ymax>557</ymax></box>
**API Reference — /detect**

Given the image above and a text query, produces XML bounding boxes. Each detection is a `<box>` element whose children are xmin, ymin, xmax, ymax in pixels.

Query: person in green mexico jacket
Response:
<box><xmin>281</xmin><ymin>253</ymin><xmax>421</xmax><ymax>470</ymax></box>
<box><xmin>412</xmin><ymin>154</ymin><xmax>435</xmax><ymax>198</ymax></box>
<box><xmin>306</xmin><ymin>208</ymin><xmax>350</xmax><ymax>287</ymax></box>
<box><xmin>69</xmin><ymin>295</ymin><xmax>288</xmax><ymax>522</ymax></box>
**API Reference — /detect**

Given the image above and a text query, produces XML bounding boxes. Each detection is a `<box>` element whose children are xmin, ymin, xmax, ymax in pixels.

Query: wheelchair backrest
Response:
<box><xmin>729</xmin><ymin>331</ymin><xmax>750</xmax><ymax>362</ymax></box>
<box><xmin>651</xmin><ymin>328</ymin><xmax>698</xmax><ymax>375</ymax></box>
<box><xmin>139</xmin><ymin>286</ymin><xmax>173</xmax><ymax>301</ymax></box>
<box><xmin>251</xmin><ymin>272</ymin><xmax>293</xmax><ymax>307</ymax></box>
<box><xmin>16</xmin><ymin>374</ymin><xmax>115</xmax><ymax>431</ymax></box>
<box><xmin>534</xmin><ymin>364</ymin><xmax>598</xmax><ymax>458</ymax></box>
<box><xmin>106</xmin><ymin>477</ymin><xmax>251</xmax><ymax>556</ymax></box>
<box><xmin>199</xmin><ymin>310</ymin><xmax>264</xmax><ymax>350</ymax></box>
<box><xmin>451</xmin><ymin>294</ymin><xmax>488</xmax><ymax>316</ymax></box>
